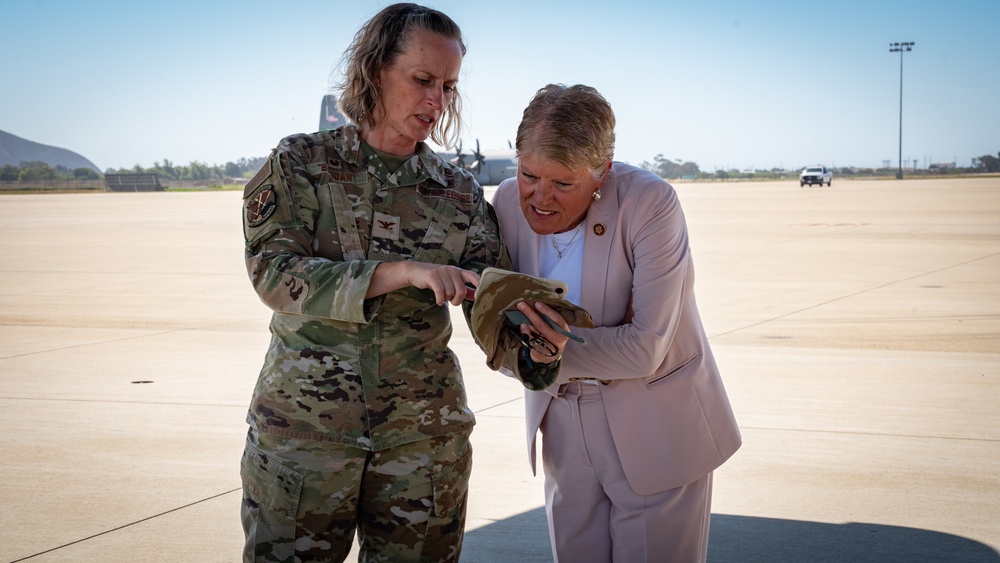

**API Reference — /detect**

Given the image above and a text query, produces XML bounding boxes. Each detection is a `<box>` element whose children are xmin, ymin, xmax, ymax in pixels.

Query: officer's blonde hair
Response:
<box><xmin>336</xmin><ymin>3</ymin><xmax>465</xmax><ymax>149</ymax></box>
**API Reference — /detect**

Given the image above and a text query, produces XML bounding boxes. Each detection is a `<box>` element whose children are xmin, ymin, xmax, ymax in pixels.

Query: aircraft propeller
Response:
<box><xmin>472</xmin><ymin>139</ymin><xmax>486</xmax><ymax>171</ymax></box>
<box><xmin>454</xmin><ymin>141</ymin><xmax>467</xmax><ymax>168</ymax></box>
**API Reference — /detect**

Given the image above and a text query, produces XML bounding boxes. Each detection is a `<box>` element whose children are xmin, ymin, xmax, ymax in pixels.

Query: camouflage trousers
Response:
<box><xmin>240</xmin><ymin>427</ymin><xmax>472</xmax><ymax>563</ymax></box>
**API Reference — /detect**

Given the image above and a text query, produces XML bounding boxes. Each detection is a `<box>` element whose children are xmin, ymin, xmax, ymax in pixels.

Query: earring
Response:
<box><xmin>592</xmin><ymin>190</ymin><xmax>602</xmax><ymax>202</ymax></box>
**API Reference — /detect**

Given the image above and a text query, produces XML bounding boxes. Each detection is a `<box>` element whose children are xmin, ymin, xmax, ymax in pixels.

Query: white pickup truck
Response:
<box><xmin>800</xmin><ymin>165</ymin><xmax>832</xmax><ymax>187</ymax></box>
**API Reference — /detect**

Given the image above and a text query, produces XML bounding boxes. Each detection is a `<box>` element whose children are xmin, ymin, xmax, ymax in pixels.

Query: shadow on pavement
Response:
<box><xmin>462</xmin><ymin>509</ymin><xmax>1000</xmax><ymax>562</ymax></box>
<box><xmin>463</xmin><ymin>507</ymin><xmax>550</xmax><ymax>562</ymax></box>
<box><xmin>709</xmin><ymin>514</ymin><xmax>1000</xmax><ymax>562</ymax></box>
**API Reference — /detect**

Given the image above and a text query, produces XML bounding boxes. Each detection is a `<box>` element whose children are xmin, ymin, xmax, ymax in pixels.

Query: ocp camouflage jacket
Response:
<box><xmin>242</xmin><ymin>124</ymin><xmax>507</xmax><ymax>450</ymax></box>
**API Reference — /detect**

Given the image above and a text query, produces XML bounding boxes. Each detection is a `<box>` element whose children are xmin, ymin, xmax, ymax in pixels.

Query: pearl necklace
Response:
<box><xmin>551</xmin><ymin>225</ymin><xmax>583</xmax><ymax>259</ymax></box>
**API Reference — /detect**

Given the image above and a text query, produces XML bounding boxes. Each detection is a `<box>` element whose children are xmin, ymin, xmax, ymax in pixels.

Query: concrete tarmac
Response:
<box><xmin>1</xmin><ymin>177</ymin><xmax>997</xmax><ymax>562</ymax></box>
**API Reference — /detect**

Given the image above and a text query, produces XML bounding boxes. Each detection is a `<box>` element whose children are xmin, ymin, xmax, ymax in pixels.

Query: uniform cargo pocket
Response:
<box><xmin>241</xmin><ymin>440</ymin><xmax>304</xmax><ymax>519</ymax></box>
<box><xmin>241</xmin><ymin>438</ymin><xmax>304</xmax><ymax>562</ymax></box>
<box><xmin>430</xmin><ymin>445</ymin><xmax>472</xmax><ymax>517</ymax></box>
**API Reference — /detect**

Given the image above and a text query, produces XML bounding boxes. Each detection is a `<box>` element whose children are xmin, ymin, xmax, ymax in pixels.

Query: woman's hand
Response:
<box><xmin>368</xmin><ymin>261</ymin><xmax>480</xmax><ymax>305</ymax></box>
<box><xmin>408</xmin><ymin>262</ymin><xmax>480</xmax><ymax>306</ymax></box>
<box><xmin>515</xmin><ymin>300</ymin><xmax>571</xmax><ymax>364</ymax></box>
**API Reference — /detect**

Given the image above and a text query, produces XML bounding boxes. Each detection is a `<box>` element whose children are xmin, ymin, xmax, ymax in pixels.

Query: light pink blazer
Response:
<box><xmin>492</xmin><ymin>162</ymin><xmax>741</xmax><ymax>495</ymax></box>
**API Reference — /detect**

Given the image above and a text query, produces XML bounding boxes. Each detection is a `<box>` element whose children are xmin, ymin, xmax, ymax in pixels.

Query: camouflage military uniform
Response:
<box><xmin>239</xmin><ymin>124</ymin><xmax>507</xmax><ymax>562</ymax></box>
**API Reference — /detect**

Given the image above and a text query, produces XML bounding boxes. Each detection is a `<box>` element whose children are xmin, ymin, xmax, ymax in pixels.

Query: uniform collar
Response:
<box><xmin>332</xmin><ymin>124</ymin><xmax>452</xmax><ymax>189</ymax></box>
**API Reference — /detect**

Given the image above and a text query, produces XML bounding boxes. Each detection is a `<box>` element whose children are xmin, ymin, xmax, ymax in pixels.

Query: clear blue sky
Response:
<box><xmin>3</xmin><ymin>0</ymin><xmax>998</xmax><ymax>172</ymax></box>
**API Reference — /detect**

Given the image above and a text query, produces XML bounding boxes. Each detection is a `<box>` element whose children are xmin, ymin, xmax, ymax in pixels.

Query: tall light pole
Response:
<box><xmin>890</xmin><ymin>41</ymin><xmax>914</xmax><ymax>179</ymax></box>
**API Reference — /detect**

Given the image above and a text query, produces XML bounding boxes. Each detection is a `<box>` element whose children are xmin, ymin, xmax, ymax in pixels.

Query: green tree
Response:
<box><xmin>17</xmin><ymin>161</ymin><xmax>56</xmax><ymax>182</ymax></box>
<box><xmin>224</xmin><ymin>161</ymin><xmax>242</xmax><ymax>178</ymax></box>
<box><xmin>0</xmin><ymin>164</ymin><xmax>19</xmax><ymax>181</ymax></box>
<box><xmin>187</xmin><ymin>161</ymin><xmax>210</xmax><ymax>181</ymax></box>
<box><xmin>977</xmin><ymin>153</ymin><xmax>1000</xmax><ymax>173</ymax></box>
<box><xmin>106</xmin><ymin>157</ymin><xmax>263</xmax><ymax>182</ymax></box>
<box><xmin>640</xmin><ymin>154</ymin><xmax>702</xmax><ymax>179</ymax></box>
<box><xmin>148</xmin><ymin>160</ymin><xmax>180</xmax><ymax>180</ymax></box>
<box><xmin>73</xmin><ymin>168</ymin><xmax>100</xmax><ymax>180</ymax></box>
<box><xmin>160</xmin><ymin>159</ymin><xmax>177</xmax><ymax>179</ymax></box>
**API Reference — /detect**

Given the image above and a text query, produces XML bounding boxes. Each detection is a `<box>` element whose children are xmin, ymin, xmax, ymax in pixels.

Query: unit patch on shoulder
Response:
<box><xmin>246</xmin><ymin>183</ymin><xmax>277</xmax><ymax>227</ymax></box>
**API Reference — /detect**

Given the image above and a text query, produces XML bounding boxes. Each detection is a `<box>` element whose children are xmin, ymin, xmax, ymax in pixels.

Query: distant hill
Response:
<box><xmin>0</xmin><ymin>129</ymin><xmax>101</xmax><ymax>173</ymax></box>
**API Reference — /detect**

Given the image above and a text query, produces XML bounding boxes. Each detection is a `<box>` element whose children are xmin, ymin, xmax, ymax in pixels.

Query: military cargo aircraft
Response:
<box><xmin>319</xmin><ymin>95</ymin><xmax>516</xmax><ymax>186</ymax></box>
<box><xmin>319</xmin><ymin>94</ymin><xmax>347</xmax><ymax>132</ymax></box>
<box><xmin>444</xmin><ymin>138</ymin><xmax>517</xmax><ymax>186</ymax></box>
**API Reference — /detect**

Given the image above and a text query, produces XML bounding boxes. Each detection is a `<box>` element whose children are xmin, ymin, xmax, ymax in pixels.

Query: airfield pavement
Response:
<box><xmin>0</xmin><ymin>176</ymin><xmax>998</xmax><ymax>562</ymax></box>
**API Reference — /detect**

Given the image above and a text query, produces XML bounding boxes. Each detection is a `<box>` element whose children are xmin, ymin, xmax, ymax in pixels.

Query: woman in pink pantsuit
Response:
<box><xmin>492</xmin><ymin>84</ymin><xmax>742</xmax><ymax>562</ymax></box>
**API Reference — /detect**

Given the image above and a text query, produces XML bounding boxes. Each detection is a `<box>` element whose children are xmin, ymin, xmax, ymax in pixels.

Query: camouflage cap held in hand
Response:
<box><xmin>470</xmin><ymin>267</ymin><xmax>595</xmax><ymax>387</ymax></box>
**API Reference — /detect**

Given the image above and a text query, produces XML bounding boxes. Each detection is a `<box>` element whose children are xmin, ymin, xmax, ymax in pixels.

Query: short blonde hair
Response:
<box><xmin>336</xmin><ymin>3</ymin><xmax>465</xmax><ymax>148</ymax></box>
<box><xmin>515</xmin><ymin>84</ymin><xmax>616</xmax><ymax>177</ymax></box>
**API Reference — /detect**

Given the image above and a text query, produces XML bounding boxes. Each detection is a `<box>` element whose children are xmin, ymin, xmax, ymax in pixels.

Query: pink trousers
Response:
<box><xmin>540</xmin><ymin>381</ymin><xmax>713</xmax><ymax>563</ymax></box>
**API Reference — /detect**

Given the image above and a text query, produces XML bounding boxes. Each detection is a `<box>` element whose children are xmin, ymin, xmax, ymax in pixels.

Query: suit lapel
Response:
<box><xmin>580</xmin><ymin>165</ymin><xmax>620</xmax><ymax>327</ymax></box>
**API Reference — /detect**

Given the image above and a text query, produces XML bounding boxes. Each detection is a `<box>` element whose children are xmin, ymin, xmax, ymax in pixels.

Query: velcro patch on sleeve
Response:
<box><xmin>244</xmin><ymin>158</ymin><xmax>273</xmax><ymax>199</ymax></box>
